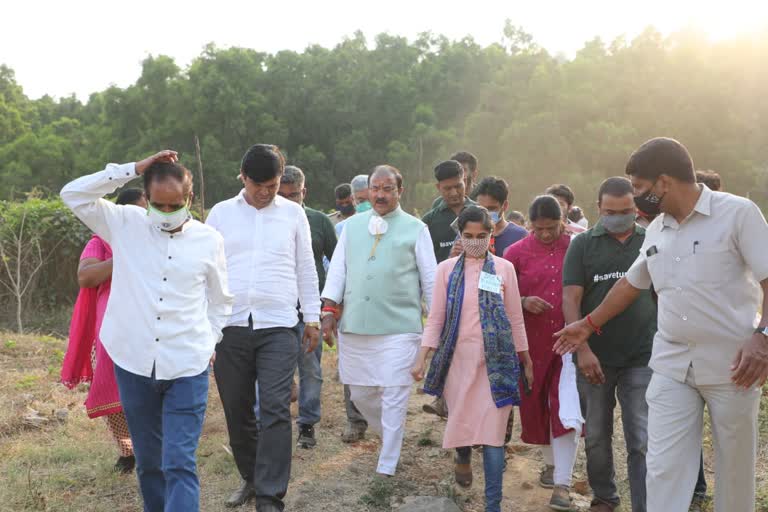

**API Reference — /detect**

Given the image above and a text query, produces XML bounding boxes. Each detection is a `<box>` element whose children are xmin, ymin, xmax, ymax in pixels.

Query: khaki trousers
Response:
<box><xmin>645</xmin><ymin>367</ymin><xmax>760</xmax><ymax>512</ymax></box>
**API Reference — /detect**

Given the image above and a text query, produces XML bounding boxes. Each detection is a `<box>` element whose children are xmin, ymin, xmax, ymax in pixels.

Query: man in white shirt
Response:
<box><xmin>60</xmin><ymin>150</ymin><xmax>234</xmax><ymax>512</ymax></box>
<box><xmin>206</xmin><ymin>144</ymin><xmax>320</xmax><ymax>512</ymax></box>
<box><xmin>321</xmin><ymin>165</ymin><xmax>437</xmax><ymax>476</ymax></box>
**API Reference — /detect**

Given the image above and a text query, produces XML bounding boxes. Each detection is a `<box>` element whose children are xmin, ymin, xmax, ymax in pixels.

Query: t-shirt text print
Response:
<box><xmin>593</xmin><ymin>271</ymin><xmax>626</xmax><ymax>283</ymax></box>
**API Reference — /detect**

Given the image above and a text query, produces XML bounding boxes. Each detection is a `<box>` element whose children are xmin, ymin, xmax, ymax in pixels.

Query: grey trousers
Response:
<box><xmin>578</xmin><ymin>365</ymin><xmax>651</xmax><ymax>512</ymax></box>
<box><xmin>214</xmin><ymin>325</ymin><xmax>298</xmax><ymax>511</ymax></box>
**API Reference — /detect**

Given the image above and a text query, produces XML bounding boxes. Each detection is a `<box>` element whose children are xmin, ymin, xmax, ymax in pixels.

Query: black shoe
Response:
<box><xmin>225</xmin><ymin>480</ymin><xmax>256</xmax><ymax>508</ymax></box>
<box><xmin>256</xmin><ymin>503</ymin><xmax>282</xmax><ymax>512</ymax></box>
<box><xmin>297</xmin><ymin>423</ymin><xmax>317</xmax><ymax>449</ymax></box>
<box><xmin>114</xmin><ymin>455</ymin><xmax>135</xmax><ymax>474</ymax></box>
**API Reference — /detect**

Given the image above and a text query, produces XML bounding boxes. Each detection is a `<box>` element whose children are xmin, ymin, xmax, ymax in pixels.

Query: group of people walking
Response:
<box><xmin>60</xmin><ymin>137</ymin><xmax>767</xmax><ymax>512</ymax></box>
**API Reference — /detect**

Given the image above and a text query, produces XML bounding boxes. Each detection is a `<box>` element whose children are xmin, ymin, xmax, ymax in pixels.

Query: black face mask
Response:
<box><xmin>336</xmin><ymin>203</ymin><xmax>356</xmax><ymax>216</ymax></box>
<box><xmin>634</xmin><ymin>181</ymin><xmax>665</xmax><ymax>216</ymax></box>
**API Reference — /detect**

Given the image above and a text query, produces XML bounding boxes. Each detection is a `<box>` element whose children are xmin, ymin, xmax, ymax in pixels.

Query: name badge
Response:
<box><xmin>479</xmin><ymin>271</ymin><xmax>502</xmax><ymax>294</ymax></box>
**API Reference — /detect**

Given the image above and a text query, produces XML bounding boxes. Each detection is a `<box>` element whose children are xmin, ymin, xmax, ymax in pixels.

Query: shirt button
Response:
<box><xmin>155</xmin><ymin>338</ymin><xmax>159</xmax><ymax>342</ymax></box>
<box><xmin>676</xmin><ymin>287</ymin><xmax>682</xmax><ymax>292</ymax></box>
<box><xmin>163</xmin><ymin>277</ymin><xmax>167</xmax><ymax>281</ymax></box>
<box><xmin>159</xmin><ymin>298</ymin><xmax>163</xmax><ymax>302</ymax></box>
<box><xmin>675</xmin><ymin>257</ymin><xmax>681</xmax><ymax>262</ymax></box>
<box><xmin>157</xmin><ymin>316</ymin><xmax>161</xmax><ymax>320</ymax></box>
<box><xmin>168</xmin><ymin>256</ymin><xmax>172</xmax><ymax>260</ymax></box>
<box><xmin>367</xmin><ymin>275</ymin><xmax>373</xmax><ymax>280</ymax></box>
<box><xmin>683</xmin><ymin>315</ymin><xmax>688</xmax><ymax>321</ymax></box>
<box><xmin>170</xmin><ymin>235</ymin><xmax>174</xmax><ymax>239</ymax></box>
<box><xmin>365</xmin><ymin>296</ymin><xmax>370</xmax><ymax>301</ymax></box>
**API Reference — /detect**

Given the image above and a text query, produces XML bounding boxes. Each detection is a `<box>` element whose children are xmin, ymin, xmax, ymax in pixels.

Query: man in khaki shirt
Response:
<box><xmin>555</xmin><ymin>137</ymin><xmax>768</xmax><ymax>512</ymax></box>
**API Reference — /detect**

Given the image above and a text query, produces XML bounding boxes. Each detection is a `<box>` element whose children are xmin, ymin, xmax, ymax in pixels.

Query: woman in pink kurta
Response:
<box><xmin>503</xmin><ymin>194</ymin><xmax>579</xmax><ymax>511</ymax></box>
<box><xmin>61</xmin><ymin>188</ymin><xmax>146</xmax><ymax>474</ymax></box>
<box><xmin>413</xmin><ymin>206</ymin><xmax>533</xmax><ymax>512</ymax></box>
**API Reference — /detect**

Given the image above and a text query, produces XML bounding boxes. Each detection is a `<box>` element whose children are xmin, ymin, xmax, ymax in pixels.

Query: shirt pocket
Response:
<box><xmin>694</xmin><ymin>242</ymin><xmax>732</xmax><ymax>284</ymax></box>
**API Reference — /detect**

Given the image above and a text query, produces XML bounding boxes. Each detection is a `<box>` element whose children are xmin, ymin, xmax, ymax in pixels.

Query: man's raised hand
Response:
<box><xmin>135</xmin><ymin>150</ymin><xmax>179</xmax><ymax>175</ymax></box>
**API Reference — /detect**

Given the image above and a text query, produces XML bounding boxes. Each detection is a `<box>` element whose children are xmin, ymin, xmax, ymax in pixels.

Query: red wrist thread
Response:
<box><xmin>586</xmin><ymin>315</ymin><xmax>603</xmax><ymax>336</ymax></box>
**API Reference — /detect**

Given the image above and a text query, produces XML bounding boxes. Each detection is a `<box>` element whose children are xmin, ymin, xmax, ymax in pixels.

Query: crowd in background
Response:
<box><xmin>59</xmin><ymin>137</ymin><xmax>768</xmax><ymax>512</ymax></box>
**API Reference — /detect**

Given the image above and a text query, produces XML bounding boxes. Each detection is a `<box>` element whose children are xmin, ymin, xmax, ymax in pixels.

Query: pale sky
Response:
<box><xmin>4</xmin><ymin>0</ymin><xmax>768</xmax><ymax>100</ymax></box>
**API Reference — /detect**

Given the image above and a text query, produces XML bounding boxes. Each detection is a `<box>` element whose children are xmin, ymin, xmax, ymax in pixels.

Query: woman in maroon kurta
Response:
<box><xmin>503</xmin><ymin>195</ymin><xmax>580</xmax><ymax>511</ymax></box>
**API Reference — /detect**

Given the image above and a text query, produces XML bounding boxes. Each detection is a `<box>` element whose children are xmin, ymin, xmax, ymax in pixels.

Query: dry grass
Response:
<box><xmin>0</xmin><ymin>332</ymin><xmax>766</xmax><ymax>512</ymax></box>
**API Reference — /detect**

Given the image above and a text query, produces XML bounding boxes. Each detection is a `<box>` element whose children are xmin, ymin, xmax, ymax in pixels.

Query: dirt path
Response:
<box><xmin>0</xmin><ymin>336</ymin><xmax>621</xmax><ymax>512</ymax></box>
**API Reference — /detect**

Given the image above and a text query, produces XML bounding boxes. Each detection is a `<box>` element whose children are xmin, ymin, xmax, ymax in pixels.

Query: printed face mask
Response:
<box><xmin>148</xmin><ymin>204</ymin><xmax>190</xmax><ymax>231</ymax></box>
<box><xmin>634</xmin><ymin>181</ymin><xmax>665</xmax><ymax>216</ymax></box>
<box><xmin>463</xmin><ymin>237</ymin><xmax>490</xmax><ymax>258</ymax></box>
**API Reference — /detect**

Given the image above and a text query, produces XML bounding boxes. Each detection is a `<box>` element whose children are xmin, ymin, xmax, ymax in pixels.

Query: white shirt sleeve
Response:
<box><xmin>321</xmin><ymin>227</ymin><xmax>347</xmax><ymax>303</ymax></box>
<box><xmin>626</xmin><ymin>253</ymin><xmax>652</xmax><ymax>290</ymax></box>
<box><xmin>416</xmin><ymin>226</ymin><xmax>438</xmax><ymax>313</ymax></box>
<box><xmin>59</xmin><ymin>162</ymin><xmax>138</xmax><ymax>245</ymax></box>
<box><xmin>206</xmin><ymin>234</ymin><xmax>235</xmax><ymax>342</ymax></box>
<box><xmin>295</xmin><ymin>207</ymin><xmax>321</xmax><ymax>323</ymax></box>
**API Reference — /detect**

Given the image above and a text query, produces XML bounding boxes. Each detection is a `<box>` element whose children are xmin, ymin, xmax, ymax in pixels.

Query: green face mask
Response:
<box><xmin>356</xmin><ymin>201</ymin><xmax>372</xmax><ymax>213</ymax></box>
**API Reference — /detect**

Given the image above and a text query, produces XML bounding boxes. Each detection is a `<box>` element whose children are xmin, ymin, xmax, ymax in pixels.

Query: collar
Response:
<box><xmin>437</xmin><ymin>196</ymin><xmax>475</xmax><ymax>213</ymax></box>
<box><xmin>661</xmin><ymin>184</ymin><xmax>711</xmax><ymax>229</ymax></box>
<box><xmin>373</xmin><ymin>205</ymin><xmax>403</xmax><ymax>219</ymax></box>
<box><xmin>591</xmin><ymin>220</ymin><xmax>645</xmax><ymax>238</ymax></box>
<box><xmin>236</xmin><ymin>189</ymin><xmax>282</xmax><ymax>208</ymax></box>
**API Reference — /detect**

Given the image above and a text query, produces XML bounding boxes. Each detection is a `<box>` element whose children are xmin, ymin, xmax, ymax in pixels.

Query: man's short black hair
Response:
<box><xmin>143</xmin><ymin>162</ymin><xmax>193</xmax><ymax>199</ymax></box>
<box><xmin>696</xmin><ymin>170</ymin><xmax>722</xmax><ymax>191</ymax></box>
<box><xmin>598</xmin><ymin>176</ymin><xmax>634</xmax><ymax>204</ymax></box>
<box><xmin>529</xmin><ymin>195</ymin><xmax>562</xmax><ymax>223</ymax></box>
<box><xmin>545</xmin><ymin>184</ymin><xmax>575</xmax><ymax>207</ymax></box>
<box><xmin>474</xmin><ymin>176</ymin><xmax>508</xmax><ymax>204</ymax></box>
<box><xmin>241</xmin><ymin>144</ymin><xmax>285</xmax><ymax>184</ymax></box>
<box><xmin>116</xmin><ymin>188</ymin><xmax>145</xmax><ymax>206</ymax></box>
<box><xmin>625</xmin><ymin>137</ymin><xmax>695</xmax><ymax>183</ymax></box>
<box><xmin>450</xmin><ymin>151</ymin><xmax>478</xmax><ymax>172</ymax></box>
<box><xmin>507</xmin><ymin>210</ymin><xmax>525</xmax><ymax>224</ymax></box>
<box><xmin>369</xmin><ymin>165</ymin><xmax>403</xmax><ymax>189</ymax></box>
<box><xmin>434</xmin><ymin>160</ymin><xmax>464</xmax><ymax>182</ymax></box>
<box><xmin>335</xmin><ymin>183</ymin><xmax>352</xmax><ymax>200</ymax></box>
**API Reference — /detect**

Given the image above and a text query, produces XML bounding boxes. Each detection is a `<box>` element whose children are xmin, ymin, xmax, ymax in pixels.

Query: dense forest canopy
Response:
<box><xmin>1</xmin><ymin>22</ymin><xmax>768</xmax><ymax>215</ymax></box>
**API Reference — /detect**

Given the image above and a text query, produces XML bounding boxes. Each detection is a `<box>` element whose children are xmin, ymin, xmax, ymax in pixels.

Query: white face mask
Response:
<box><xmin>147</xmin><ymin>204</ymin><xmax>190</xmax><ymax>231</ymax></box>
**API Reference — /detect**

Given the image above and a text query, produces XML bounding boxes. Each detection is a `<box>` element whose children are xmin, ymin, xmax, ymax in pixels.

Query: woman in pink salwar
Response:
<box><xmin>412</xmin><ymin>206</ymin><xmax>533</xmax><ymax>512</ymax></box>
<box><xmin>61</xmin><ymin>188</ymin><xmax>146</xmax><ymax>473</ymax></box>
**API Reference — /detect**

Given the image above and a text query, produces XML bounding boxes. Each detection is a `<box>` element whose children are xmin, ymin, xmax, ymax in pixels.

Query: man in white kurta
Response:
<box><xmin>321</xmin><ymin>165</ymin><xmax>436</xmax><ymax>476</ymax></box>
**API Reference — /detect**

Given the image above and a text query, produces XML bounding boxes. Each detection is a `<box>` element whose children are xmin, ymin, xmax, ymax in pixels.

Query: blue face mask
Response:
<box><xmin>356</xmin><ymin>201</ymin><xmax>372</xmax><ymax>213</ymax></box>
<box><xmin>489</xmin><ymin>211</ymin><xmax>501</xmax><ymax>224</ymax></box>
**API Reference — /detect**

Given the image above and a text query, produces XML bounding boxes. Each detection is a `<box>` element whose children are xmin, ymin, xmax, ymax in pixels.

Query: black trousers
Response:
<box><xmin>214</xmin><ymin>324</ymin><xmax>298</xmax><ymax>510</ymax></box>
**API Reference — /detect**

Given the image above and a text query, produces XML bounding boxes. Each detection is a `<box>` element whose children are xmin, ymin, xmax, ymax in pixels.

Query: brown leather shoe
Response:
<box><xmin>454</xmin><ymin>454</ymin><xmax>472</xmax><ymax>488</ymax></box>
<box><xmin>589</xmin><ymin>500</ymin><xmax>616</xmax><ymax>512</ymax></box>
<box><xmin>422</xmin><ymin>396</ymin><xmax>448</xmax><ymax>418</ymax></box>
<box><xmin>549</xmin><ymin>485</ymin><xmax>572</xmax><ymax>511</ymax></box>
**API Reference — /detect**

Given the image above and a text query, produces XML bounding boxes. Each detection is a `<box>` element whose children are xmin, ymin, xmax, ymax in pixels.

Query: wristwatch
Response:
<box><xmin>320</xmin><ymin>311</ymin><xmax>335</xmax><ymax>320</ymax></box>
<box><xmin>305</xmin><ymin>321</ymin><xmax>321</xmax><ymax>329</ymax></box>
<box><xmin>755</xmin><ymin>326</ymin><xmax>768</xmax><ymax>338</ymax></box>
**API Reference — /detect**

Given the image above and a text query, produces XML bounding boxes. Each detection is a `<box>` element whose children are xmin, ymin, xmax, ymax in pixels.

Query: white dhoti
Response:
<box><xmin>340</xmin><ymin>332</ymin><xmax>420</xmax><ymax>475</ymax></box>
